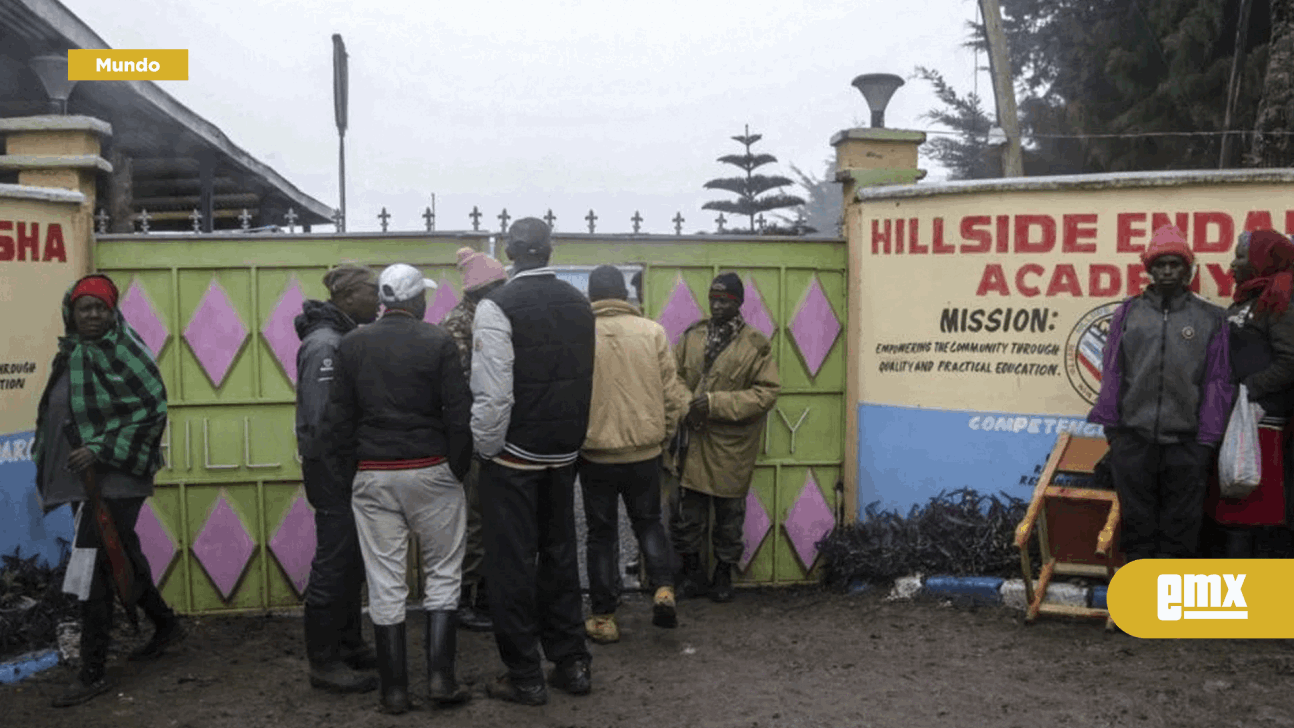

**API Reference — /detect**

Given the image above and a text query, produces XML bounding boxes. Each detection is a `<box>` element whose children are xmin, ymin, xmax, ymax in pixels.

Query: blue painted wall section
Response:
<box><xmin>0</xmin><ymin>430</ymin><xmax>72</xmax><ymax>566</ymax></box>
<box><xmin>856</xmin><ymin>403</ymin><xmax>1103</xmax><ymax>515</ymax></box>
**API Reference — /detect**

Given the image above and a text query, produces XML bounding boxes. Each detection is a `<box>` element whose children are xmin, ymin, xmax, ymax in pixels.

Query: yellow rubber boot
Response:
<box><xmin>584</xmin><ymin>614</ymin><xmax>620</xmax><ymax>644</ymax></box>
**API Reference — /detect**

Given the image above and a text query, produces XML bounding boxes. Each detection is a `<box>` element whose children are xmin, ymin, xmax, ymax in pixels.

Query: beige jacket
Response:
<box><xmin>674</xmin><ymin>319</ymin><xmax>780</xmax><ymax>497</ymax></box>
<box><xmin>582</xmin><ymin>299</ymin><xmax>690</xmax><ymax>464</ymax></box>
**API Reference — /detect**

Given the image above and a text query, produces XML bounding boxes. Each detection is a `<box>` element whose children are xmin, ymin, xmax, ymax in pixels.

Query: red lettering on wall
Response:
<box><xmin>1089</xmin><ymin>264</ymin><xmax>1121</xmax><ymax>297</ymax></box>
<box><xmin>931</xmin><ymin>217</ymin><xmax>954</xmax><ymax>254</ymax></box>
<box><xmin>1117</xmin><ymin>213</ymin><xmax>1147</xmax><ymax>253</ymax></box>
<box><xmin>1287</xmin><ymin>210</ymin><xmax>1294</xmax><ymax>234</ymax></box>
<box><xmin>1127</xmin><ymin>264</ymin><xmax>1151</xmax><ymax>296</ymax></box>
<box><xmin>1015</xmin><ymin>263</ymin><xmax>1044</xmax><ymax>297</ymax></box>
<box><xmin>976</xmin><ymin>264</ymin><xmax>1010</xmax><ymax>296</ymax></box>
<box><xmin>1244</xmin><ymin>210</ymin><xmax>1274</xmax><ymax>232</ymax></box>
<box><xmin>1014</xmin><ymin>214</ymin><xmax>1056</xmax><ymax>253</ymax></box>
<box><xmin>1193</xmin><ymin>212</ymin><xmax>1233</xmax><ymax>253</ymax></box>
<box><xmin>995</xmin><ymin>215</ymin><xmax>1010</xmax><ymax>254</ymax></box>
<box><xmin>909</xmin><ymin>218</ymin><xmax>927</xmax><ymax>254</ymax></box>
<box><xmin>1151</xmin><ymin>212</ymin><xmax>1190</xmax><ymax>239</ymax></box>
<box><xmin>871</xmin><ymin>219</ymin><xmax>891</xmax><ymax>254</ymax></box>
<box><xmin>1045</xmin><ymin>264</ymin><xmax>1082</xmax><ymax>296</ymax></box>
<box><xmin>0</xmin><ymin>221</ymin><xmax>12</xmax><ymax>261</ymax></box>
<box><xmin>960</xmin><ymin>216</ymin><xmax>992</xmax><ymax>254</ymax></box>
<box><xmin>1205</xmin><ymin>263</ymin><xmax>1233</xmax><ymax>298</ymax></box>
<box><xmin>43</xmin><ymin>223</ymin><xmax>66</xmax><ymax>262</ymax></box>
<box><xmin>1062</xmin><ymin>214</ymin><xmax>1098</xmax><ymax>253</ymax></box>
<box><xmin>16</xmin><ymin>223</ymin><xmax>38</xmax><ymax>261</ymax></box>
<box><xmin>895</xmin><ymin>218</ymin><xmax>906</xmax><ymax>254</ymax></box>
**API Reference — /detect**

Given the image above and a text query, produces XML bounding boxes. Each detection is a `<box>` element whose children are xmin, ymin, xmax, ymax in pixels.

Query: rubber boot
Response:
<box><xmin>1223</xmin><ymin>527</ymin><xmax>1255</xmax><ymax>559</ymax></box>
<box><xmin>305</xmin><ymin>604</ymin><xmax>378</xmax><ymax>693</ymax></box>
<box><xmin>425</xmin><ymin>610</ymin><xmax>470</xmax><ymax>706</ymax></box>
<box><xmin>52</xmin><ymin>598</ymin><xmax>116</xmax><ymax>708</ymax></box>
<box><xmin>373</xmin><ymin>622</ymin><xmax>410</xmax><ymax>715</ymax></box>
<box><xmin>338</xmin><ymin>593</ymin><xmax>377</xmax><ymax>670</ymax></box>
<box><xmin>129</xmin><ymin>585</ymin><xmax>186</xmax><ymax>661</ymax></box>
<box><xmin>710</xmin><ymin>561</ymin><xmax>734</xmax><ymax>603</ymax></box>
<box><xmin>676</xmin><ymin>552</ymin><xmax>706</xmax><ymax>600</ymax></box>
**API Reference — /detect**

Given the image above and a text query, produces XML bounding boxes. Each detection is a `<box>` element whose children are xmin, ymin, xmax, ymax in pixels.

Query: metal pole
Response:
<box><xmin>339</xmin><ymin>133</ymin><xmax>346</xmax><ymax>230</ymax></box>
<box><xmin>1220</xmin><ymin>0</ymin><xmax>1254</xmax><ymax>168</ymax></box>
<box><xmin>980</xmin><ymin>0</ymin><xmax>1024</xmax><ymax>177</ymax></box>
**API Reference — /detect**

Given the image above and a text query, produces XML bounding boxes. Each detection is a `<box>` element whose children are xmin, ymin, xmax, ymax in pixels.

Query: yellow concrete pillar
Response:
<box><xmin>832</xmin><ymin>127</ymin><xmax>924</xmax><ymax>522</ymax></box>
<box><xmin>0</xmin><ymin>115</ymin><xmax>113</xmax><ymax>263</ymax></box>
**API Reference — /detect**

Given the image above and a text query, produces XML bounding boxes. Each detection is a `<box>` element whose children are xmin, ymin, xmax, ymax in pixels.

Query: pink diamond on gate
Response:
<box><xmin>740</xmin><ymin>489</ymin><xmax>772</xmax><ymax>573</ymax></box>
<box><xmin>118</xmin><ymin>280</ymin><xmax>169</xmax><ymax>358</ymax></box>
<box><xmin>134</xmin><ymin>500</ymin><xmax>177</xmax><ymax>586</ymax></box>
<box><xmin>269</xmin><ymin>495</ymin><xmax>316</xmax><ymax>596</ymax></box>
<box><xmin>789</xmin><ymin>276</ymin><xmax>841</xmax><ymax>377</ymax></box>
<box><xmin>785</xmin><ymin>470</ymin><xmax>835</xmax><ymax>570</ymax></box>
<box><xmin>424</xmin><ymin>278</ymin><xmax>461</xmax><ymax>325</ymax></box>
<box><xmin>192</xmin><ymin>495</ymin><xmax>256</xmax><ymax>601</ymax></box>
<box><xmin>184</xmin><ymin>280</ymin><xmax>248</xmax><ymax>388</ymax></box>
<box><xmin>657</xmin><ymin>277</ymin><xmax>704</xmax><ymax>347</ymax></box>
<box><xmin>740</xmin><ymin>276</ymin><xmax>776</xmax><ymax>339</ymax></box>
<box><xmin>262</xmin><ymin>279</ymin><xmax>307</xmax><ymax>385</ymax></box>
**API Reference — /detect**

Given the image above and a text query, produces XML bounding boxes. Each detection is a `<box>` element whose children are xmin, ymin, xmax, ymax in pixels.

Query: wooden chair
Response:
<box><xmin>1013</xmin><ymin>432</ymin><xmax>1123</xmax><ymax>628</ymax></box>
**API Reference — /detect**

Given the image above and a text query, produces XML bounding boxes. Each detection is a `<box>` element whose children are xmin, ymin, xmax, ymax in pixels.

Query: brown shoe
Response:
<box><xmin>652</xmin><ymin>586</ymin><xmax>678</xmax><ymax>628</ymax></box>
<box><xmin>584</xmin><ymin>614</ymin><xmax>620</xmax><ymax>644</ymax></box>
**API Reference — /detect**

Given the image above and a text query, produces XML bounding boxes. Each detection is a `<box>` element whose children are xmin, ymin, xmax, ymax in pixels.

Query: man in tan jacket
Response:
<box><xmin>671</xmin><ymin>272</ymin><xmax>780</xmax><ymax>603</ymax></box>
<box><xmin>580</xmin><ymin>265</ymin><xmax>690</xmax><ymax>643</ymax></box>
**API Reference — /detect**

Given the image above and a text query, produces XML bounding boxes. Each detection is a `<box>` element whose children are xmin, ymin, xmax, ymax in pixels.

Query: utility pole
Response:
<box><xmin>1220</xmin><ymin>0</ymin><xmax>1255</xmax><ymax>168</ymax></box>
<box><xmin>979</xmin><ymin>0</ymin><xmax>1024</xmax><ymax>177</ymax></box>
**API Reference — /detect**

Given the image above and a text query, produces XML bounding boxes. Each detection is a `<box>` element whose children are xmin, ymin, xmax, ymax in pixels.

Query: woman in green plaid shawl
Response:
<box><xmin>32</xmin><ymin>274</ymin><xmax>184</xmax><ymax>708</ymax></box>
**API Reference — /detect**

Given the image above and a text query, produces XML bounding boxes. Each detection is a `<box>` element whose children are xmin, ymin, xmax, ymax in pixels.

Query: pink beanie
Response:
<box><xmin>456</xmin><ymin>247</ymin><xmax>507</xmax><ymax>292</ymax></box>
<box><xmin>1142</xmin><ymin>225</ymin><xmax>1194</xmax><ymax>267</ymax></box>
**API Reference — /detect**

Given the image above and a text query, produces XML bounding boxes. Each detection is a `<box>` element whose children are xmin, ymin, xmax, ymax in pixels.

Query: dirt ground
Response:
<box><xmin>5</xmin><ymin>587</ymin><xmax>1294</xmax><ymax>728</ymax></box>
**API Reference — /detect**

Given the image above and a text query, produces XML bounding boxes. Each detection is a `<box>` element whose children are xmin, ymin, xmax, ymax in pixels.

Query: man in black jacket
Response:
<box><xmin>294</xmin><ymin>264</ymin><xmax>380</xmax><ymax>693</ymax></box>
<box><xmin>471</xmin><ymin>218</ymin><xmax>596</xmax><ymax>705</ymax></box>
<box><xmin>325</xmin><ymin>263</ymin><xmax>474</xmax><ymax>714</ymax></box>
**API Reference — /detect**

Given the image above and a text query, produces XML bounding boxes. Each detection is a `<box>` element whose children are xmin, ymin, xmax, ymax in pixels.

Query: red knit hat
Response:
<box><xmin>1141</xmin><ymin>225</ymin><xmax>1194</xmax><ymax>267</ymax></box>
<box><xmin>70</xmin><ymin>274</ymin><xmax>119</xmax><ymax>309</ymax></box>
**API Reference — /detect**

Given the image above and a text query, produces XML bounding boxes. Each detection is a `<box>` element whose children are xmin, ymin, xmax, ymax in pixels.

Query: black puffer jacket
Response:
<box><xmin>294</xmin><ymin>300</ymin><xmax>356</xmax><ymax>460</ymax></box>
<box><xmin>1227</xmin><ymin>297</ymin><xmax>1294</xmax><ymax>417</ymax></box>
<box><xmin>324</xmin><ymin>313</ymin><xmax>472</xmax><ymax>480</ymax></box>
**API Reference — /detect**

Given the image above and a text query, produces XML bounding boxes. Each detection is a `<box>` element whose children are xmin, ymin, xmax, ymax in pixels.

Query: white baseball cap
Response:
<box><xmin>378</xmin><ymin>263</ymin><xmax>437</xmax><ymax>304</ymax></box>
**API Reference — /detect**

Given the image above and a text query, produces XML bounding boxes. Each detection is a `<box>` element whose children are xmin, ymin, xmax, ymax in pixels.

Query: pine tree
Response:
<box><xmin>702</xmin><ymin>125</ymin><xmax>805</xmax><ymax>233</ymax></box>
<box><xmin>1250</xmin><ymin>0</ymin><xmax>1294</xmax><ymax>166</ymax></box>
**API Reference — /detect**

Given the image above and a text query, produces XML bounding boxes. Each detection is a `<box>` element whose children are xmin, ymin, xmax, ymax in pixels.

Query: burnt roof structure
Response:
<box><xmin>0</xmin><ymin>0</ymin><xmax>333</xmax><ymax>232</ymax></box>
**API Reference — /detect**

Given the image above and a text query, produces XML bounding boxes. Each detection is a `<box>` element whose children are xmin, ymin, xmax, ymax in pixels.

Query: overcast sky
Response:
<box><xmin>65</xmin><ymin>0</ymin><xmax>985</xmax><ymax>235</ymax></box>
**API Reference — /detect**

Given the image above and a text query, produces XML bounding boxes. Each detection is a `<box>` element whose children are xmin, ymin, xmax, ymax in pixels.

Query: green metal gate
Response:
<box><xmin>96</xmin><ymin>231</ymin><xmax>846</xmax><ymax>614</ymax></box>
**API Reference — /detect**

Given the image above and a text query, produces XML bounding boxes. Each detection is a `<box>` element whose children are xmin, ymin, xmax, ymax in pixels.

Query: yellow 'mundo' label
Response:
<box><xmin>1108</xmin><ymin>559</ymin><xmax>1294</xmax><ymax>638</ymax></box>
<box><xmin>68</xmin><ymin>50</ymin><xmax>188</xmax><ymax>81</ymax></box>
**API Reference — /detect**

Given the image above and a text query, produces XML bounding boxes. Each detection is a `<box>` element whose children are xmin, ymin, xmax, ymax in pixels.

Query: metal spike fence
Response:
<box><xmin>93</xmin><ymin>205</ymin><xmax>821</xmax><ymax>237</ymax></box>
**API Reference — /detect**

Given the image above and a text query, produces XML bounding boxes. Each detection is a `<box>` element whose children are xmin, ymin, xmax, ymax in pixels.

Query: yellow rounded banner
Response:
<box><xmin>1108</xmin><ymin>559</ymin><xmax>1294</xmax><ymax>638</ymax></box>
<box><xmin>68</xmin><ymin>50</ymin><xmax>189</xmax><ymax>81</ymax></box>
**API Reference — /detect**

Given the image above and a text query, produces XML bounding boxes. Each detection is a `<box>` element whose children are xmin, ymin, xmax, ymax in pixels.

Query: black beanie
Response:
<box><xmin>588</xmin><ymin>265</ymin><xmax>628</xmax><ymax>301</ymax></box>
<box><xmin>710</xmin><ymin>272</ymin><xmax>744</xmax><ymax>303</ymax></box>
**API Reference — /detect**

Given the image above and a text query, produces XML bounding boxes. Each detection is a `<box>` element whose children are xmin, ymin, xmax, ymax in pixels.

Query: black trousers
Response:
<box><xmin>480</xmin><ymin>459</ymin><xmax>589</xmax><ymax>687</ymax></box>
<box><xmin>671</xmin><ymin>487</ymin><xmax>747</xmax><ymax>565</ymax></box>
<box><xmin>301</xmin><ymin>457</ymin><xmax>366</xmax><ymax>644</ymax></box>
<box><xmin>1109</xmin><ymin>434</ymin><xmax>1211</xmax><ymax>560</ymax></box>
<box><xmin>74</xmin><ymin>497</ymin><xmax>173</xmax><ymax>680</ymax></box>
<box><xmin>579</xmin><ymin>456</ymin><xmax>674</xmax><ymax>614</ymax></box>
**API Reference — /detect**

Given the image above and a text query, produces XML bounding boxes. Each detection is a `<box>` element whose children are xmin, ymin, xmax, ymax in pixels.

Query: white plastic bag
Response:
<box><xmin>1218</xmin><ymin>384</ymin><xmax>1264</xmax><ymax>500</ymax></box>
<box><xmin>61</xmin><ymin>503</ymin><xmax>96</xmax><ymax>601</ymax></box>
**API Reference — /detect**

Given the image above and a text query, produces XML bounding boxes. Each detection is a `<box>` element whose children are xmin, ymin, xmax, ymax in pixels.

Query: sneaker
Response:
<box><xmin>652</xmin><ymin>586</ymin><xmax>678</xmax><ymax>628</ymax></box>
<box><xmin>51</xmin><ymin>675</ymin><xmax>116</xmax><ymax>708</ymax></box>
<box><xmin>584</xmin><ymin>614</ymin><xmax>620</xmax><ymax>644</ymax></box>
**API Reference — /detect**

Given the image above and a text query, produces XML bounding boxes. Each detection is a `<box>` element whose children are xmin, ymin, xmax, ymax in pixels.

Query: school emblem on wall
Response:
<box><xmin>1063</xmin><ymin>301</ymin><xmax>1123</xmax><ymax>405</ymax></box>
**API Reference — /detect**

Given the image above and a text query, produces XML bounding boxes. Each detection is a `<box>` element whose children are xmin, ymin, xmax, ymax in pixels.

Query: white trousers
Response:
<box><xmin>351</xmin><ymin>464</ymin><xmax>466</xmax><ymax>626</ymax></box>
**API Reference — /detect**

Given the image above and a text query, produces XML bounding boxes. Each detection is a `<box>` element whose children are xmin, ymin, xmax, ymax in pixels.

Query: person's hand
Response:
<box><xmin>67</xmin><ymin>446</ymin><xmax>96</xmax><ymax>473</ymax></box>
<box><xmin>687</xmin><ymin>395</ymin><xmax>710</xmax><ymax>429</ymax></box>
